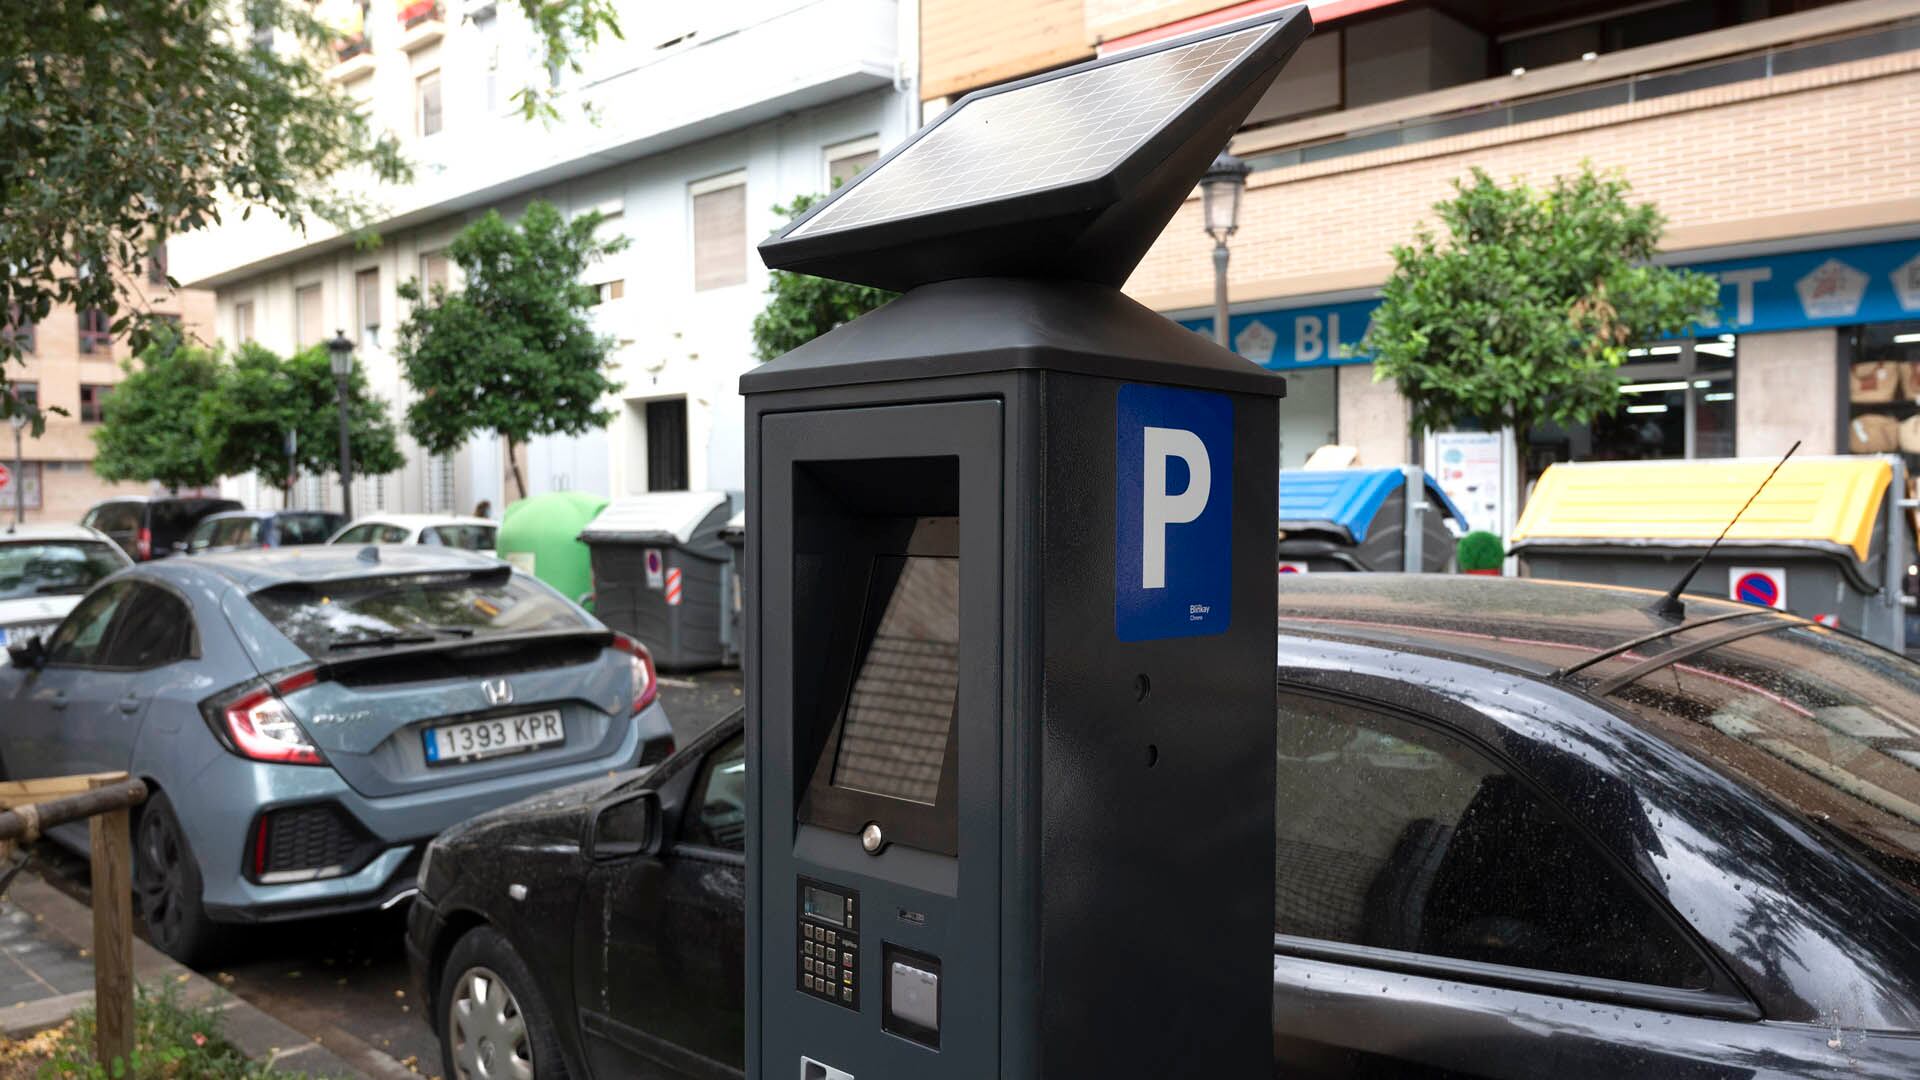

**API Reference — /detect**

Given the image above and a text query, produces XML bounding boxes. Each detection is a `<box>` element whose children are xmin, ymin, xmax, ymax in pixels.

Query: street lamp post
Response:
<box><xmin>326</xmin><ymin>331</ymin><xmax>355</xmax><ymax>521</ymax></box>
<box><xmin>1200</xmin><ymin>152</ymin><xmax>1251</xmax><ymax>349</ymax></box>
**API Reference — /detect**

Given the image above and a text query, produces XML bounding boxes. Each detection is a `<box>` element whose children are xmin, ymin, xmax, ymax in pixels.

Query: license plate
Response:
<box><xmin>423</xmin><ymin>710</ymin><xmax>565</xmax><ymax>765</ymax></box>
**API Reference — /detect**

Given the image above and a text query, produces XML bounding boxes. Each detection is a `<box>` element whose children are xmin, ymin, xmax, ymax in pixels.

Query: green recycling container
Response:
<box><xmin>497</xmin><ymin>491</ymin><xmax>610</xmax><ymax>608</ymax></box>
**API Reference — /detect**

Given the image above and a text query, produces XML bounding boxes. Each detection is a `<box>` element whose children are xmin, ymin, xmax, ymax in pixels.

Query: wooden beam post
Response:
<box><xmin>88</xmin><ymin>777</ymin><xmax>135</xmax><ymax>1071</ymax></box>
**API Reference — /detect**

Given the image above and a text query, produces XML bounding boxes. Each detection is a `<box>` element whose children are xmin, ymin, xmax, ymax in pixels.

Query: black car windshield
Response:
<box><xmin>0</xmin><ymin>541</ymin><xmax>125</xmax><ymax>599</ymax></box>
<box><xmin>1599</xmin><ymin>625</ymin><xmax>1920</xmax><ymax>895</ymax></box>
<box><xmin>250</xmin><ymin>570</ymin><xmax>592</xmax><ymax>657</ymax></box>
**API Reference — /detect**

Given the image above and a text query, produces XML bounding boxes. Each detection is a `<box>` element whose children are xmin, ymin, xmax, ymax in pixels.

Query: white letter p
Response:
<box><xmin>1142</xmin><ymin>426</ymin><xmax>1211</xmax><ymax>590</ymax></box>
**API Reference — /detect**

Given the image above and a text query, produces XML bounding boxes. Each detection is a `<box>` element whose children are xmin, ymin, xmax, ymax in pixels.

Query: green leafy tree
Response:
<box><xmin>199</xmin><ymin>342</ymin><xmax>404</xmax><ymax>503</ymax></box>
<box><xmin>0</xmin><ymin>0</ymin><xmax>623</xmax><ymax>430</ymax></box>
<box><xmin>751</xmin><ymin>194</ymin><xmax>898</xmax><ymax>361</ymax></box>
<box><xmin>1360</xmin><ymin>165</ymin><xmax>1720</xmax><ymax>482</ymax></box>
<box><xmin>394</xmin><ymin>200</ymin><xmax>625</xmax><ymax>498</ymax></box>
<box><xmin>91</xmin><ymin>330</ymin><xmax>222</xmax><ymax>492</ymax></box>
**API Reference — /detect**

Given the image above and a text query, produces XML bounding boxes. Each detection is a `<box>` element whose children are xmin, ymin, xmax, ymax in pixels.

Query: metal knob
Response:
<box><xmin>861</xmin><ymin>822</ymin><xmax>884</xmax><ymax>854</ymax></box>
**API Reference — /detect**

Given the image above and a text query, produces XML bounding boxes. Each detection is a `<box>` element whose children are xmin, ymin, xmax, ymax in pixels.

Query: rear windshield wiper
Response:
<box><xmin>1589</xmin><ymin>617</ymin><xmax>1808</xmax><ymax>697</ymax></box>
<box><xmin>425</xmin><ymin>625</ymin><xmax>477</xmax><ymax>638</ymax></box>
<box><xmin>328</xmin><ymin>633</ymin><xmax>441</xmax><ymax>652</ymax></box>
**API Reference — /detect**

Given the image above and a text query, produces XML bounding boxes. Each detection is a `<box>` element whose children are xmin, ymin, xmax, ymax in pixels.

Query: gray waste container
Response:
<box><xmin>580</xmin><ymin>491</ymin><xmax>733</xmax><ymax>670</ymax></box>
<box><xmin>720</xmin><ymin>510</ymin><xmax>745</xmax><ymax>667</ymax></box>
<box><xmin>1277</xmin><ymin>466</ymin><xmax>1465</xmax><ymax>573</ymax></box>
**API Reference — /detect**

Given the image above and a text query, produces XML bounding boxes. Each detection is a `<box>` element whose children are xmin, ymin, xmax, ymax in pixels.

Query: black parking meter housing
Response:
<box><xmin>743</xmin><ymin>8</ymin><xmax>1309</xmax><ymax>1078</ymax></box>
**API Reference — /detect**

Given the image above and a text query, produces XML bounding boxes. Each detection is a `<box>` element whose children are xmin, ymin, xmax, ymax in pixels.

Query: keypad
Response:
<box><xmin>796</xmin><ymin>879</ymin><xmax>859</xmax><ymax>1011</ymax></box>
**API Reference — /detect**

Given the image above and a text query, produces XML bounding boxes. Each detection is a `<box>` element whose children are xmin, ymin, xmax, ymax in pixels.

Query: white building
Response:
<box><xmin>173</xmin><ymin>0</ymin><xmax>916</xmax><ymax>513</ymax></box>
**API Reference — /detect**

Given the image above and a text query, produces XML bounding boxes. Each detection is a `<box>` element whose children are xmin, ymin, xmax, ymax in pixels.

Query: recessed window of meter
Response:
<box><xmin>830</xmin><ymin>556</ymin><xmax>960</xmax><ymax>806</ymax></box>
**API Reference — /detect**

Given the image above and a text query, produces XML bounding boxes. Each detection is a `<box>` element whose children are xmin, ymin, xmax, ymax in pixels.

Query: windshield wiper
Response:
<box><xmin>425</xmin><ymin>625</ymin><xmax>477</xmax><ymax>638</ymax></box>
<box><xmin>1589</xmin><ymin>617</ymin><xmax>1808</xmax><ymax>697</ymax></box>
<box><xmin>327</xmin><ymin>633</ymin><xmax>440</xmax><ymax>652</ymax></box>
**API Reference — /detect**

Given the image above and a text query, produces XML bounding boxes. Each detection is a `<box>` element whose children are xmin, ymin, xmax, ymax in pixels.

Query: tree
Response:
<box><xmin>199</xmin><ymin>342</ymin><xmax>404</xmax><ymax>503</ymax></box>
<box><xmin>91</xmin><ymin>330</ymin><xmax>222</xmax><ymax>492</ymax></box>
<box><xmin>751</xmin><ymin>194</ymin><xmax>898</xmax><ymax>361</ymax></box>
<box><xmin>394</xmin><ymin>201</ymin><xmax>625</xmax><ymax>498</ymax></box>
<box><xmin>0</xmin><ymin>0</ymin><xmax>623</xmax><ymax>431</ymax></box>
<box><xmin>1359</xmin><ymin>165</ymin><xmax>1720</xmax><ymax>481</ymax></box>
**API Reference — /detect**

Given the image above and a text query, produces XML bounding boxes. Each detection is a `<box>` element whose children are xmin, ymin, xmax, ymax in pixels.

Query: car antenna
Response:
<box><xmin>1646</xmin><ymin>439</ymin><xmax>1799</xmax><ymax>621</ymax></box>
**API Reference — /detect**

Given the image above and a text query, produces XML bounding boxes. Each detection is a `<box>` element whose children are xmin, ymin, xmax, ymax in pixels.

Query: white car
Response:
<box><xmin>327</xmin><ymin>513</ymin><xmax>498</xmax><ymax>552</ymax></box>
<box><xmin>0</xmin><ymin>524</ymin><xmax>133</xmax><ymax>662</ymax></box>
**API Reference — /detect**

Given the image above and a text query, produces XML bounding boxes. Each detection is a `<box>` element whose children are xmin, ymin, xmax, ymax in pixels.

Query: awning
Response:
<box><xmin>1511</xmin><ymin>458</ymin><xmax>1891</xmax><ymax>564</ymax></box>
<box><xmin>1279</xmin><ymin>466</ymin><xmax>1465</xmax><ymax>543</ymax></box>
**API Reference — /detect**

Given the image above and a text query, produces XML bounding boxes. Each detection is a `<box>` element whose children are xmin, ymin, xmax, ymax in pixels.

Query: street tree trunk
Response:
<box><xmin>504</xmin><ymin>433</ymin><xmax>526</xmax><ymax>500</ymax></box>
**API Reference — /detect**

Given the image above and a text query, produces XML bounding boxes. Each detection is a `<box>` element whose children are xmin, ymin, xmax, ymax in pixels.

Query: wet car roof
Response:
<box><xmin>1275</xmin><ymin>574</ymin><xmax>1802</xmax><ymax>678</ymax></box>
<box><xmin>141</xmin><ymin>545</ymin><xmax>505</xmax><ymax>591</ymax></box>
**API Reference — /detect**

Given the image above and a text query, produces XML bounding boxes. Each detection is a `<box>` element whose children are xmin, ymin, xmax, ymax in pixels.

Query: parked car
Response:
<box><xmin>0</xmin><ymin>546</ymin><xmax>673</xmax><ymax>964</ymax></box>
<box><xmin>178</xmin><ymin>510</ymin><xmax>345</xmax><ymax>555</ymax></box>
<box><xmin>330</xmin><ymin>514</ymin><xmax>497</xmax><ymax>552</ymax></box>
<box><xmin>80</xmin><ymin>496</ymin><xmax>243</xmax><ymax>562</ymax></box>
<box><xmin>0</xmin><ymin>524</ymin><xmax>131</xmax><ymax>663</ymax></box>
<box><xmin>409</xmin><ymin>576</ymin><xmax>1920</xmax><ymax>1080</ymax></box>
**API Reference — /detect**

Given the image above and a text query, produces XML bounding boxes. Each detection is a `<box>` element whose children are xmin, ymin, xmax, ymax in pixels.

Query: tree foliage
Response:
<box><xmin>1360</xmin><ymin>165</ymin><xmax>1720</xmax><ymax>465</ymax></box>
<box><xmin>199</xmin><ymin>342</ymin><xmax>404</xmax><ymax>501</ymax></box>
<box><xmin>394</xmin><ymin>200</ymin><xmax>625</xmax><ymax>498</ymax></box>
<box><xmin>0</xmin><ymin>0</ymin><xmax>624</xmax><ymax>431</ymax></box>
<box><xmin>91</xmin><ymin>330</ymin><xmax>223</xmax><ymax>492</ymax></box>
<box><xmin>751</xmin><ymin>194</ymin><xmax>898</xmax><ymax>361</ymax></box>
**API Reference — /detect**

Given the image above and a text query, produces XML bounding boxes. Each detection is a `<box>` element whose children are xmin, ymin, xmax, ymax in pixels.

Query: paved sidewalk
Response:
<box><xmin>0</xmin><ymin>871</ymin><xmax>387</xmax><ymax>1078</ymax></box>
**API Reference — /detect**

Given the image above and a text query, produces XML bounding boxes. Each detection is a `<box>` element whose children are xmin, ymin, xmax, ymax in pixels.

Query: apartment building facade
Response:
<box><xmin>172</xmin><ymin>0</ymin><xmax>916</xmax><ymax>513</ymax></box>
<box><xmin>3</xmin><ymin>258</ymin><xmax>217</xmax><ymax>524</ymax></box>
<box><xmin>925</xmin><ymin>0</ymin><xmax>1920</xmax><ymax>535</ymax></box>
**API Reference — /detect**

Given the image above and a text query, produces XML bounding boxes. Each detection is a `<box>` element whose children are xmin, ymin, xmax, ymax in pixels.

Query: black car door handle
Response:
<box><xmin>118</xmin><ymin>696</ymin><xmax>141</xmax><ymax>715</ymax></box>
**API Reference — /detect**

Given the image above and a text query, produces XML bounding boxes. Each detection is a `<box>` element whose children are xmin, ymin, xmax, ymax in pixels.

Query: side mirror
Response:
<box><xmin>586</xmin><ymin>790</ymin><xmax>660</xmax><ymax>860</ymax></box>
<box><xmin>5</xmin><ymin>636</ymin><xmax>46</xmax><ymax>671</ymax></box>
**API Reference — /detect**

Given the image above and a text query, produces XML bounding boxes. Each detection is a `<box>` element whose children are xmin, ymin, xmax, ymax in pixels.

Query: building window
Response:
<box><xmin>1525</xmin><ymin>337</ymin><xmax>1736</xmax><ymax>472</ymax></box>
<box><xmin>147</xmin><ymin>243</ymin><xmax>169</xmax><ymax>286</ymax></box>
<box><xmin>3</xmin><ymin>306</ymin><xmax>32</xmax><ymax>354</ymax></box>
<box><xmin>1844</xmin><ymin>321</ymin><xmax>1920</xmax><ymax>458</ymax></box>
<box><xmin>234</xmin><ymin>300</ymin><xmax>255</xmax><ymax>343</ymax></box>
<box><xmin>12</xmin><ymin>381</ymin><xmax>37</xmax><ymax>410</ymax></box>
<box><xmin>646</xmin><ymin>397</ymin><xmax>689</xmax><ymax>491</ymax></box>
<box><xmin>355</xmin><ymin>267</ymin><xmax>380</xmax><ymax>347</ymax></box>
<box><xmin>416</xmin><ymin>69</ymin><xmax>443</xmax><ymax>136</ymax></box>
<box><xmin>77</xmin><ymin>308</ymin><xmax>112</xmax><ymax>354</ymax></box>
<box><xmin>80</xmin><ymin>384</ymin><xmax>111</xmax><ymax>424</ymax></box>
<box><xmin>474</xmin><ymin>6</ymin><xmax>500</xmax><ymax>113</ymax></box>
<box><xmin>419</xmin><ymin>250</ymin><xmax>450</xmax><ymax>297</ymax></box>
<box><xmin>825</xmin><ymin>136</ymin><xmax>879</xmax><ymax>190</ymax></box>
<box><xmin>690</xmin><ymin>172</ymin><xmax>747</xmax><ymax>291</ymax></box>
<box><xmin>594</xmin><ymin>279</ymin><xmax>624</xmax><ymax>304</ymax></box>
<box><xmin>295</xmin><ymin>283</ymin><xmax>324</xmax><ymax>350</ymax></box>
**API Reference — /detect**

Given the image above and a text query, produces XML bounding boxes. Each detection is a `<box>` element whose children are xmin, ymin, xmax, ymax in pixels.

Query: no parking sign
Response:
<box><xmin>1277</xmin><ymin>561</ymin><xmax>1309</xmax><ymax>574</ymax></box>
<box><xmin>1729</xmin><ymin>566</ymin><xmax>1787</xmax><ymax>609</ymax></box>
<box><xmin>644</xmin><ymin>548</ymin><xmax>664</xmax><ymax>590</ymax></box>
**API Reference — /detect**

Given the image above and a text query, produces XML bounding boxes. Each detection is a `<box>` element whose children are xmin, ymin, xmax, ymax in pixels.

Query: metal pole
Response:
<box><xmin>335</xmin><ymin>370</ymin><xmax>354</xmax><ymax>521</ymax></box>
<box><xmin>12</xmin><ymin>422</ymin><xmax>23</xmax><ymax>526</ymax></box>
<box><xmin>1212</xmin><ymin>240</ymin><xmax>1231</xmax><ymax>348</ymax></box>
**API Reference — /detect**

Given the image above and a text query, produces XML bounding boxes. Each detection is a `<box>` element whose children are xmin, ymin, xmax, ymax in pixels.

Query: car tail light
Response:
<box><xmin>137</xmin><ymin>527</ymin><xmax>152</xmax><ymax>560</ymax></box>
<box><xmin>200</xmin><ymin>668</ymin><xmax>326</xmax><ymax>766</ymax></box>
<box><xmin>612</xmin><ymin>634</ymin><xmax>658</xmax><ymax>714</ymax></box>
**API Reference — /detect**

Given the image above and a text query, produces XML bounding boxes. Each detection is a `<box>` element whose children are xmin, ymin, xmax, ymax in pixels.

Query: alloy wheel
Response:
<box><xmin>134</xmin><ymin>808</ymin><xmax>187</xmax><ymax>951</ymax></box>
<box><xmin>449</xmin><ymin>966</ymin><xmax>535</xmax><ymax>1080</ymax></box>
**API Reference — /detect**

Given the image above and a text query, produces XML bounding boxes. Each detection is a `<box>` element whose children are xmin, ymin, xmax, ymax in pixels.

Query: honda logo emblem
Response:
<box><xmin>482</xmin><ymin>678</ymin><xmax>514</xmax><ymax>706</ymax></box>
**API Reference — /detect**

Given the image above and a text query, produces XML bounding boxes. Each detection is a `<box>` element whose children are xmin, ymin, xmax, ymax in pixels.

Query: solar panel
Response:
<box><xmin>789</xmin><ymin>24</ymin><xmax>1270</xmax><ymax>239</ymax></box>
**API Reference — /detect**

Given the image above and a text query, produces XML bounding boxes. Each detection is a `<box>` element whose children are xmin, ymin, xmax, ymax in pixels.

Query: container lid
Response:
<box><xmin>1511</xmin><ymin>457</ymin><xmax>1891</xmax><ymax>564</ymax></box>
<box><xmin>1279</xmin><ymin>467</ymin><xmax>1465</xmax><ymax>544</ymax></box>
<box><xmin>578</xmin><ymin>491</ymin><xmax>730</xmax><ymax>545</ymax></box>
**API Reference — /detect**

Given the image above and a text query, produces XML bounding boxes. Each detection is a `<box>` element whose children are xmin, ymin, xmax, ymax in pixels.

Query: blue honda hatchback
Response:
<box><xmin>0</xmin><ymin>546</ymin><xmax>672</xmax><ymax>963</ymax></box>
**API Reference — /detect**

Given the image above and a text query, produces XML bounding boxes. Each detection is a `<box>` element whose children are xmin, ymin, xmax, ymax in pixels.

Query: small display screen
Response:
<box><xmin>830</xmin><ymin>556</ymin><xmax>960</xmax><ymax>806</ymax></box>
<box><xmin>803</xmin><ymin>884</ymin><xmax>846</xmax><ymax>927</ymax></box>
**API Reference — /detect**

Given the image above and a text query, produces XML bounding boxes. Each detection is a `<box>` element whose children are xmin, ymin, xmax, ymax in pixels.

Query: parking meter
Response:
<box><xmin>741</xmin><ymin>9</ymin><xmax>1310</xmax><ymax>1078</ymax></box>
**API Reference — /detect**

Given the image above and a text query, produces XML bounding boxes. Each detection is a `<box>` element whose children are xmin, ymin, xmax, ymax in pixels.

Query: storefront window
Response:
<box><xmin>1526</xmin><ymin>336</ymin><xmax>1737</xmax><ymax>474</ymax></box>
<box><xmin>1844</xmin><ymin>321</ymin><xmax>1920</xmax><ymax>460</ymax></box>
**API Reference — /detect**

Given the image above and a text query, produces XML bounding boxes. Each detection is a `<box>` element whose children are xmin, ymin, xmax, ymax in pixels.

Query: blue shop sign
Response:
<box><xmin>1180</xmin><ymin>237</ymin><xmax>1920</xmax><ymax>371</ymax></box>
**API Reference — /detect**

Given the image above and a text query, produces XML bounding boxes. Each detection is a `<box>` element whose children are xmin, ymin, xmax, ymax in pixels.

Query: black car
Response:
<box><xmin>177</xmin><ymin>509</ymin><xmax>345</xmax><ymax>555</ymax></box>
<box><xmin>80</xmin><ymin>496</ymin><xmax>242</xmax><ymax>561</ymax></box>
<box><xmin>408</xmin><ymin>576</ymin><xmax>1920</xmax><ymax>1079</ymax></box>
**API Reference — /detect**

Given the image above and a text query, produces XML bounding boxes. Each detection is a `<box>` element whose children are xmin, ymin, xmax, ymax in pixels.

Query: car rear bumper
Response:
<box><xmin>184</xmin><ymin>700</ymin><xmax>667</xmax><ymax>922</ymax></box>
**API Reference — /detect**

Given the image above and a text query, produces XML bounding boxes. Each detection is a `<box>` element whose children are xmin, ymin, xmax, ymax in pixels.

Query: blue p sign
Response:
<box><xmin>1115</xmin><ymin>384</ymin><xmax>1233</xmax><ymax>641</ymax></box>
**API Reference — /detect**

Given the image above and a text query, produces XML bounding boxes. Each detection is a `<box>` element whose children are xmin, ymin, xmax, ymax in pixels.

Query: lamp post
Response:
<box><xmin>326</xmin><ymin>330</ymin><xmax>355</xmax><ymax>521</ymax></box>
<box><xmin>1200</xmin><ymin>151</ymin><xmax>1251</xmax><ymax>349</ymax></box>
<box><xmin>9</xmin><ymin>411</ymin><xmax>24</xmax><ymax>527</ymax></box>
